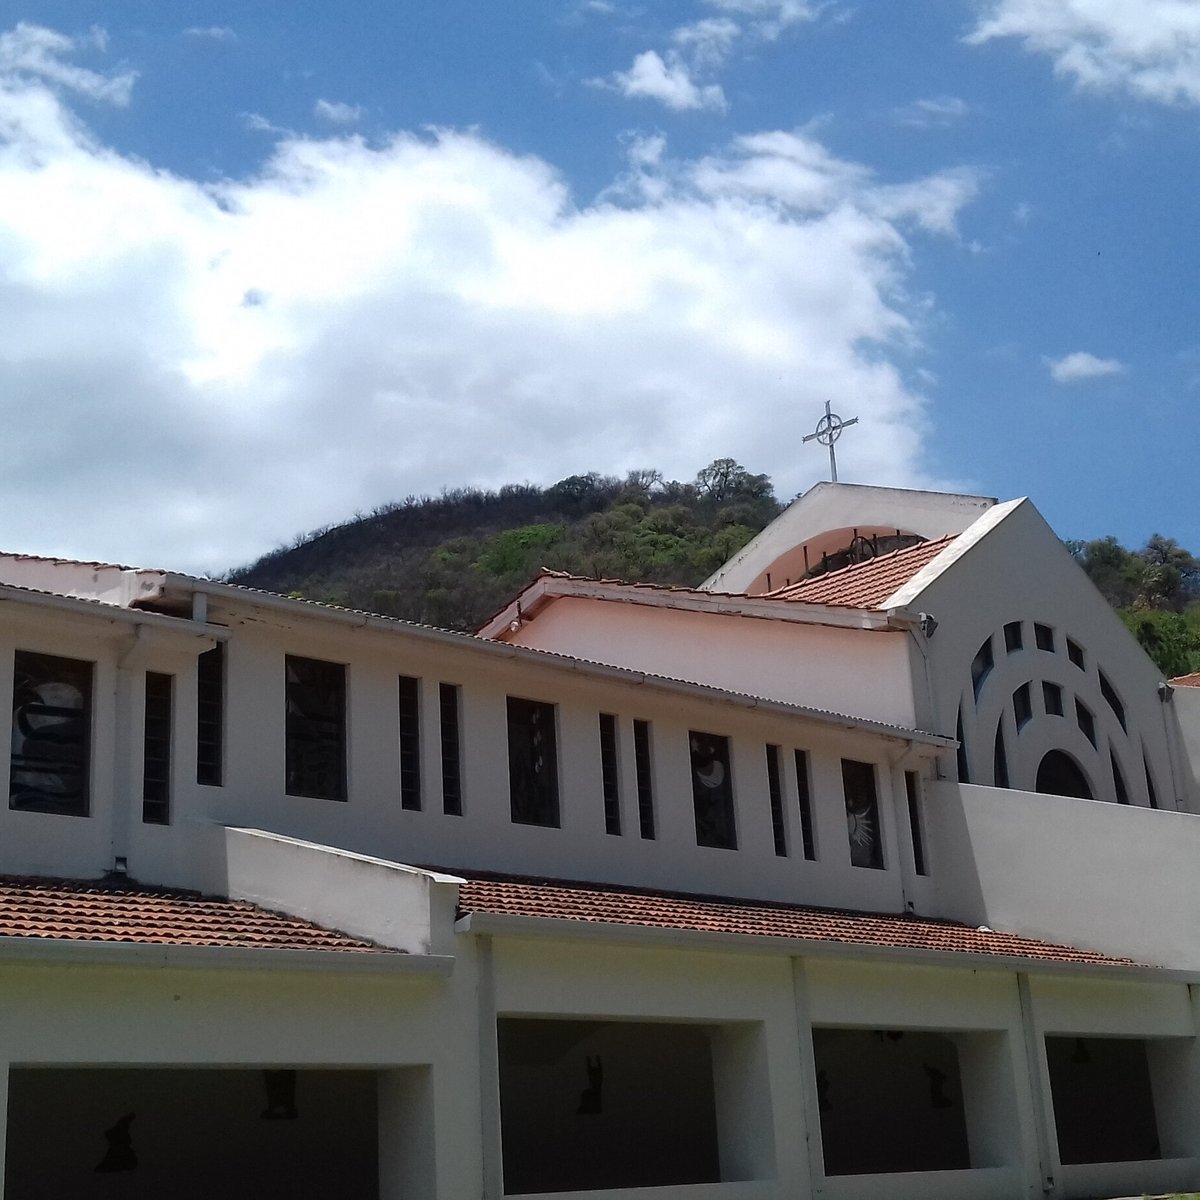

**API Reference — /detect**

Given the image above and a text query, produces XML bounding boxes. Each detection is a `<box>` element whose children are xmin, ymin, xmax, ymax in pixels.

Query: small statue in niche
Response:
<box><xmin>261</xmin><ymin>1069</ymin><xmax>299</xmax><ymax>1120</ymax></box>
<box><xmin>576</xmin><ymin>1055</ymin><xmax>603</xmax><ymax>1115</ymax></box>
<box><xmin>94</xmin><ymin>1112</ymin><xmax>137</xmax><ymax>1173</ymax></box>
<box><xmin>923</xmin><ymin>1063</ymin><xmax>953</xmax><ymax>1109</ymax></box>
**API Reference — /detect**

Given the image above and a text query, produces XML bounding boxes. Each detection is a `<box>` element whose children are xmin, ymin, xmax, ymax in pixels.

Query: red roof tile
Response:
<box><xmin>0</xmin><ymin>877</ymin><xmax>391</xmax><ymax>953</ymax></box>
<box><xmin>1171</xmin><ymin>672</ymin><xmax>1200</xmax><ymax>687</ymax></box>
<box><xmin>764</xmin><ymin>535</ymin><xmax>956</xmax><ymax>609</ymax></box>
<box><xmin>457</xmin><ymin>873</ymin><xmax>1133</xmax><ymax>966</ymax></box>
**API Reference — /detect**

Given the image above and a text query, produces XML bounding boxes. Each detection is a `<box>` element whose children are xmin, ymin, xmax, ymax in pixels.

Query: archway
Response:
<box><xmin>1036</xmin><ymin>750</ymin><xmax>1093</xmax><ymax>800</ymax></box>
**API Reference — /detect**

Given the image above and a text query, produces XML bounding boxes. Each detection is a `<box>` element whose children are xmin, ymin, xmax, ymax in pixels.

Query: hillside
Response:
<box><xmin>228</xmin><ymin>460</ymin><xmax>781</xmax><ymax>632</ymax></box>
<box><xmin>230</xmin><ymin>465</ymin><xmax>1200</xmax><ymax>676</ymax></box>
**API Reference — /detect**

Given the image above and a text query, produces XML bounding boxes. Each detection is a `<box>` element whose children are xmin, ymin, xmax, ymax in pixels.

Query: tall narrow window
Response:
<box><xmin>1013</xmin><ymin>682</ymin><xmax>1033</xmax><ymax>730</ymax></box>
<box><xmin>794</xmin><ymin>749</ymin><xmax>816</xmax><ymax>860</ymax></box>
<box><xmin>1043</xmin><ymin>680</ymin><xmax>1064</xmax><ymax>716</ymax></box>
<box><xmin>1004</xmin><ymin>621</ymin><xmax>1023</xmax><ymax>653</ymax></box>
<box><xmin>10</xmin><ymin>650</ymin><xmax>92</xmax><ymax>816</ymax></box>
<box><xmin>439</xmin><ymin>682</ymin><xmax>462</xmax><ymax>816</ymax></box>
<box><xmin>1067</xmin><ymin>637</ymin><xmax>1086</xmax><ymax>669</ymax></box>
<box><xmin>971</xmin><ymin>638</ymin><xmax>994</xmax><ymax>699</ymax></box>
<box><xmin>196</xmin><ymin>643</ymin><xmax>224</xmax><ymax>787</ymax></box>
<box><xmin>1111</xmin><ymin>750</ymin><xmax>1130</xmax><ymax>805</ymax></box>
<box><xmin>993</xmin><ymin>719</ymin><xmax>1009</xmax><ymax>789</ymax></box>
<box><xmin>508</xmin><ymin>697</ymin><xmax>559</xmax><ymax>827</ymax></box>
<box><xmin>1076</xmin><ymin>698</ymin><xmax>1097</xmax><ymax>749</ymax></box>
<box><xmin>398</xmin><ymin>675</ymin><xmax>421</xmax><ymax>811</ymax></box>
<box><xmin>1099</xmin><ymin>671</ymin><xmax>1126</xmax><ymax>730</ymax></box>
<box><xmin>766</xmin><ymin>744</ymin><xmax>787</xmax><ymax>857</ymax></box>
<box><xmin>689</xmin><ymin>731</ymin><xmax>736</xmax><ymax>850</ymax></box>
<box><xmin>842</xmin><ymin>759</ymin><xmax>883</xmax><ymax>870</ymax></box>
<box><xmin>1035</xmin><ymin>622</ymin><xmax>1055</xmax><ymax>652</ymax></box>
<box><xmin>1144</xmin><ymin>753</ymin><xmax>1159</xmax><ymax>810</ymax></box>
<box><xmin>142</xmin><ymin>672</ymin><xmax>172</xmax><ymax>825</ymax></box>
<box><xmin>905</xmin><ymin>771</ymin><xmax>927</xmax><ymax>876</ymax></box>
<box><xmin>599</xmin><ymin>714</ymin><xmax>621</xmax><ymax>835</ymax></box>
<box><xmin>633</xmin><ymin>719</ymin><xmax>655</xmax><ymax>839</ymax></box>
<box><xmin>284</xmin><ymin>655</ymin><xmax>346</xmax><ymax>801</ymax></box>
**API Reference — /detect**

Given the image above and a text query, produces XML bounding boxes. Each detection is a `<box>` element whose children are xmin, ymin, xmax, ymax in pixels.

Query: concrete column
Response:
<box><xmin>378</xmin><ymin>1067</ymin><xmax>437</xmax><ymax>1199</ymax></box>
<box><xmin>790</xmin><ymin>958</ymin><xmax>822</xmax><ymax>1199</ymax></box>
<box><xmin>476</xmin><ymin>936</ymin><xmax>504</xmax><ymax>1200</ymax></box>
<box><xmin>1016</xmin><ymin>972</ymin><xmax>1060</xmax><ymax>1197</ymax></box>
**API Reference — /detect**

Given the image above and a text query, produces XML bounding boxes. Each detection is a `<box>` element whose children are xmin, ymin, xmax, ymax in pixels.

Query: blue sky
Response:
<box><xmin>1</xmin><ymin>1</ymin><xmax>1198</xmax><ymax>572</ymax></box>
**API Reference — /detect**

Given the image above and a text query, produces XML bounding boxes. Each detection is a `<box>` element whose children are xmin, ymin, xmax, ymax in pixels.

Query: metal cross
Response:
<box><xmin>802</xmin><ymin>400</ymin><xmax>859</xmax><ymax>483</ymax></box>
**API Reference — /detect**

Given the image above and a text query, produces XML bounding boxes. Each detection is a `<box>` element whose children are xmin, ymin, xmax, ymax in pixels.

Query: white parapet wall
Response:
<box><xmin>928</xmin><ymin>781</ymin><xmax>1200</xmax><ymax>968</ymax></box>
<box><xmin>193</xmin><ymin>825</ymin><xmax>464</xmax><ymax>955</ymax></box>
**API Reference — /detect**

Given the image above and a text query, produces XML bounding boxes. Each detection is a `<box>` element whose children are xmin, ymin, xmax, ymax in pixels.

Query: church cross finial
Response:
<box><xmin>802</xmin><ymin>400</ymin><xmax>859</xmax><ymax>482</ymax></box>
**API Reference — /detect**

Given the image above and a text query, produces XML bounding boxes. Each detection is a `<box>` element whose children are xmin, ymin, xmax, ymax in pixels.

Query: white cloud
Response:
<box><xmin>604</xmin><ymin>0</ymin><xmax>817</xmax><ymax>113</ymax></box>
<box><xmin>0</xmin><ymin>22</ymin><xmax>134</xmax><ymax>106</ymax></box>
<box><xmin>673</xmin><ymin>18</ymin><xmax>742</xmax><ymax>69</ymax></box>
<box><xmin>892</xmin><ymin>95</ymin><xmax>970</xmax><ymax>127</ymax></box>
<box><xmin>314</xmin><ymin>98</ymin><xmax>364</xmax><ymax>126</ymax></box>
<box><xmin>242</xmin><ymin>112</ymin><xmax>287</xmax><ymax>135</ymax></box>
<box><xmin>0</xmin><ymin>24</ymin><xmax>977</xmax><ymax>572</ymax></box>
<box><xmin>606</xmin><ymin>50</ymin><xmax>727</xmax><ymax>112</ymax></box>
<box><xmin>967</xmin><ymin>0</ymin><xmax>1200</xmax><ymax>106</ymax></box>
<box><xmin>1047</xmin><ymin>351</ymin><xmax>1126</xmax><ymax>382</ymax></box>
<box><xmin>869</xmin><ymin>167</ymin><xmax>985</xmax><ymax>237</ymax></box>
<box><xmin>706</xmin><ymin>0</ymin><xmax>816</xmax><ymax>39</ymax></box>
<box><xmin>183</xmin><ymin>26</ymin><xmax>237</xmax><ymax>43</ymax></box>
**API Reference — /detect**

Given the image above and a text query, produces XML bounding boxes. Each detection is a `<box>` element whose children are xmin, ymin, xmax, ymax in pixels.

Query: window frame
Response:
<box><xmin>9</xmin><ymin>649</ymin><xmax>93</xmax><ymax>817</ymax></box>
<box><xmin>633</xmin><ymin>719</ymin><xmax>655</xmax><ymax>839</ymax></box>
<box><xmin>142</xmin><ymin>671</ymin><xmax>173</xmax><ymax>825</ymax></box>
<box><xmin>507</xmin><ymin>696</ymin><xmax>560</xmax><ymax>828</ymax></box>
<box><xmin>439</xmin><ymin>682</ymin><xmax>463</xmax><ymax>816</ymax></box>
<box><xmin>689</xmin><ymin>730</ymin><xmax>737</xmax><ymax>851</ymax></box>
<box><xmin>195</xmin><ymin>643</ymin><xmax>224</xmax><ymax>787</ymax></box>
<box><xmin>841</xmin><ymin>758</ymin><xmax>884</xmax><ymax>870</ymax></box>
<box><xmin>284</xmin><ymin>654</ymin><xmax>347</xmax><ymax>802</ymax></box>
<box><xmin>398</xmin><ymin>674</ymin><xmax>422</xmax><ymax>811</ymax></box>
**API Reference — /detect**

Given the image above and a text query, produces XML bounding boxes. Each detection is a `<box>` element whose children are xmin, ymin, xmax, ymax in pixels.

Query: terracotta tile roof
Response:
<box><xmin>764</xmin><ymin>535</ymin><xmax>956</xmax><ymax>609</ymax></box>
<box><xmin>1171</xmin><ymin>672</ymin><xmax>1200</xmax><ymax>687</ymax></box>
<box><xmin>457</xmin><ymin>873</ymin><xmax>1134</xmax><ymax>966</ymax></box>
<box><xmin>0</xmin><ymin>877</ymin><xmax>392</xmax><ymax>953</ymax></box>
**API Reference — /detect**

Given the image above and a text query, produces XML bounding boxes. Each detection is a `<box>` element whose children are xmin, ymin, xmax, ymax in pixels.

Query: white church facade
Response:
<box><xmin>0</xmin><ymin>483</ymin><xmax>1198</xmax><ymax>1199</ymax></box>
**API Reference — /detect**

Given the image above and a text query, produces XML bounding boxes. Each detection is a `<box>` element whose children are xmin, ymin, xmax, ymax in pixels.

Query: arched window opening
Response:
<box><xmin>993</xmin><ymin>720</ymin><xmax>1009</xmax><ymax>789</ymax></box>
<box><xmin>1075</xmin><ymin>699</ymin><xmax>1097</xmax><ymax>749</ymax></box>
<box><xmin>1099</xmin><ymin>671</ymin><xmax>1127</xmax><ymax>731</ymax></box>
<box><xmin>1066</xmin><ymin>637</ymin><xmax>1086</xmax><ymax>669</ymax></box>
<box><xmin>1036</xmin><ymin>750</ymin><xmax>1093</xmax><ymax>800</ymax></box>
<box><xmin>1013</xmin><ymin>682</ymin><xmax>1033</xmax><ymax>730</ymax></box>
<box><xmin>1110</xmin><ymin>751</ymin><xmax>1129</xmax><ymax>805</ymax></box>
<box><xmin>971</xmin><ymin>638</ymin><xmax>994</xmax><ymax>700</ymax></box>
<box><xmin>1144</xmin><ymin>753</ymin><xmax>1159</xmax><ymax>810</ymax></box>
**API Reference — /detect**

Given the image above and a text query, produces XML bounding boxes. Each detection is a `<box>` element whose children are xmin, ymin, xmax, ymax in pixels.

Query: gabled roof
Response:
<box><xmin>456</xmin><ymin>873</ymin><xmax>1137</xmax><ymax>968</ymax></box>
<box><xmin>763</xmin><ymin>535</ymin><xmax>957</xmax><ymax>609</ymax></box>
<box><xmin>476</xmin><ymin>567</ymin><xmax>909</xmax><ymax>641</ymax></box>
<box><xmin>0</xmin><ymin>877</ymin><xmax>392</xmax><ymax>953</ymax></box>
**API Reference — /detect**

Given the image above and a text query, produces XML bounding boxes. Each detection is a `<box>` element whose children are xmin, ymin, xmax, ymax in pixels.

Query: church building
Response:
<box><xmin>0</xmin><ymin>482</ymin><xmax>1197</xmax><ymax>1200</ymax></box>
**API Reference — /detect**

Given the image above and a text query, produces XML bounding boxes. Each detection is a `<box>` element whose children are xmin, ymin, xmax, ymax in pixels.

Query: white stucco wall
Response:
<box><xmin>506</xmin><ymin>597</ymin><xmax>918</xmax><ymax>731</ymax></box>
<box><xmin>930</xmin><ymin>779</ymin><xmax>1200</xmax><ymax>968</ymax></box>
<box><xmin>0</xmin><ymin>589</ymin><xmax>928</xmax><ymax>914</ymax></box>
<box><xmin>0</xmin><ymin>951</ymin><xmax>481</xmax><ymax>1200</ymax></box>
<box><xmin>906</xmin><ymin>500</ymin><xmax>1183</xmax><ymax>811</ymax></box>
